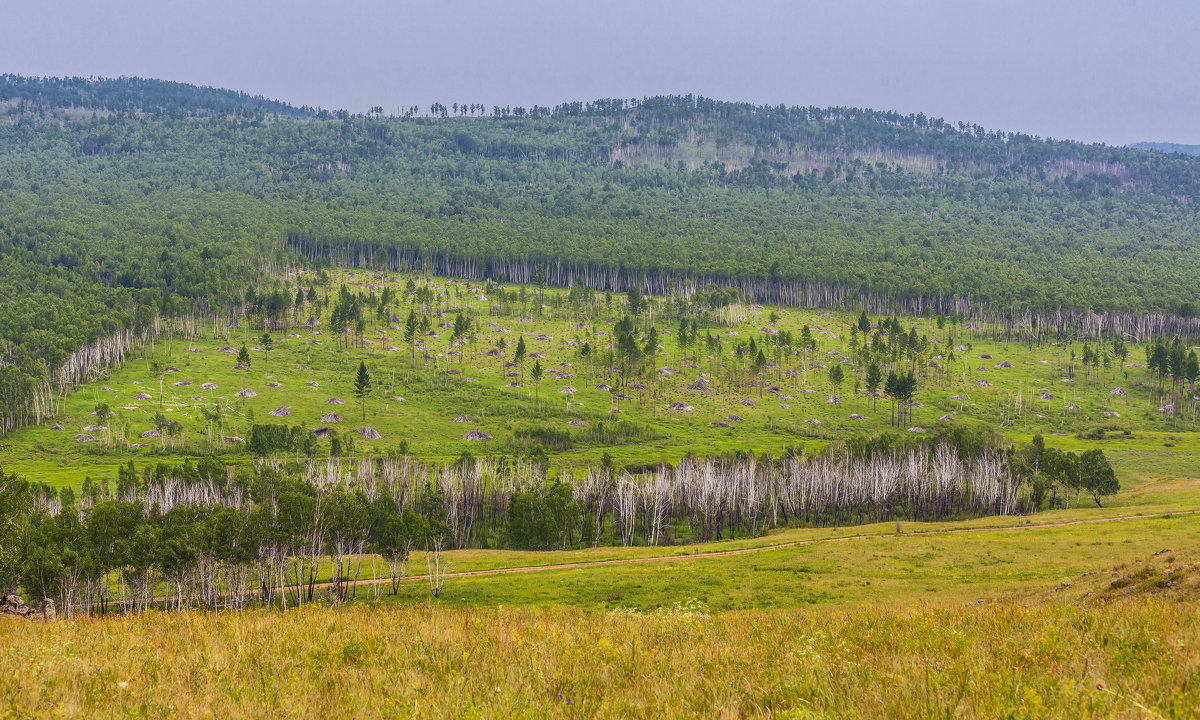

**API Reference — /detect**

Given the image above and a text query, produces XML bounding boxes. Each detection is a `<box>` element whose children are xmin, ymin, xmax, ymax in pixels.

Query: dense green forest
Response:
<box><xmin>3</xmin><ymin>75</ymin><xmax>1200</xmax><ymax>433</ymax></box>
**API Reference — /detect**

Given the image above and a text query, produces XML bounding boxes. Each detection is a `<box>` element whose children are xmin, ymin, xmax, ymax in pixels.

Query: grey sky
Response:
<box><xmin>5</xmin><ymin>0</ymin><xmax>1198</xmax><ymax>145</ymax></box>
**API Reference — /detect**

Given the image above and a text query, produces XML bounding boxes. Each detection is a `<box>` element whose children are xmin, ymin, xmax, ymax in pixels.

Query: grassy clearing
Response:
<box><xmin>4</xmin><ymin>268</ymin><xmax>1199</xmax><ymax>488</ymax></box>
<box><xmin>2</xmin><ymin>595</ymin><xmax>1196</xmax><ymax>718</ymax></box>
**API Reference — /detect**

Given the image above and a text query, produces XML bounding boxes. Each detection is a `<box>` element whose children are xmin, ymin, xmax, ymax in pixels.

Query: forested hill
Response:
<box><xmin>4</xmin><ymin>76</ymin><xmax>1200</xmax><ymax>430</ymax></box>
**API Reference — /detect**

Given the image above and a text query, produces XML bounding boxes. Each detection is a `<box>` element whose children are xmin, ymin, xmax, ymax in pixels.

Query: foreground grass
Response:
<box><xmin>2</xmin><ymin>597</ymin><xmax>1197</xmax><ymax>719</ymax></box>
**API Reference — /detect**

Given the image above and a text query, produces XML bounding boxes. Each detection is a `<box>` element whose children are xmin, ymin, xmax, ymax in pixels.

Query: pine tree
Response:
<box><xmin>353</xmin><ymin>361</ymin><xmax>372</xmax><ymax>422</ymax></box>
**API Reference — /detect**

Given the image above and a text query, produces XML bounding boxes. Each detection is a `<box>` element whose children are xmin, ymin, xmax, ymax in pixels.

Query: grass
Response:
<box><xmin>2</xmin><ymin>594</ymin><xmax>1197</xmax><ymax>718</ymax></box>
<box><xmin>4</xmin><ymin>268</ymin><xmax>1200</xmax><ymax>489</ymax></box>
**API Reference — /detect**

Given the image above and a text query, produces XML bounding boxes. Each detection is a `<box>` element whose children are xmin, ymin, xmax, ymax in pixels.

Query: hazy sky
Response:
<box><xmin>5</xmin><ymin>0</ymin><xmax>1198</xmax><ymax>145</ymax></box>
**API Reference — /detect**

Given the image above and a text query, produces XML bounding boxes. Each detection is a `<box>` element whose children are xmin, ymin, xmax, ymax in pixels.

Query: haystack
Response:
<box><xmin>267</xmin><ymin>381</ymin><xmax>284</xmax><ymax>388</ymax></box>
<box><xmin>51</xmin><ymin>424</ymin><xmax>63</xmax><ymax>431</ymax></box>
<box><xmin>326</xmin><ymin>397</ymin><xmax>345</xmax><ymax>404</ymax></box>
<box><xmin>725</xmin><ymin>415</ymin><xmax>744</xmax><ymax>422</ymax></box>
<box><xmin>976</xmin><ymin>380</ymin><xmax>992</xmax><ymax>387</ymax></box>
<box><xmin>1102</xmin><ymin>411</ymin><xmax>1121</xmax><ymax>417</ymax></box>
<box><xmin>74</xmin><ymin>434</ymin><xmax>95</xmax><ymax>442</ymax></box>
<box><xmin>312</xmin><ymin>427</ymin><xmax>333</xmax><ymax>438</ymax></box>
<box><xmin>297</xmin><ymin>364</ymin><xmax>311</xmax><ymax>370</ymax></box>
<box><xmin>141</xmin><ymin>430</ymin><xmax>161</xmax><ymax>438</ymax></box>
<box><xmin>847</xmin><ymin>414</ymin><xmax>866</xmax><ymax>420</ymax></box>
<box><xmin>200</xmin><ymin>383</ymin><xmax>218</xmax><ymax>390</ymax></box>
<box><xmin>1110</xmin><ymin>387</ymin><xmax>1126</xmax><ymax>396</ymax></box>
<box><xmin>742</xmin><ymin>399</ymin><xmax>756</xmax><ymax>406</ymax></box>
<box><xmin>223</xmin><ymin>436</ymin><xmax>245</xmax><ymax>443</ymax></box>
<box><xmin>219</xmin><ymin>346</ymin><xmax>237</xmax><ymax>354</ymax></box>
<box><xmin>268</xmin><ymin>406</ymin><xmax>291</xmax><ymax>417</ymax></box>
<box><xmin>993</xmin><ymin>361</ymin><xmax>1013</xmax><ymax>368</ymax></box>
<box><xmin>165</xmin><ymin>366</ymin><xmax>179</xmax><ymax>373</ymax></box>
<box><xmin>566</xmin><ymin>419</ymin><xmax>588</xmax><ymax>427</ymax></box>
<box><xmin>595</xmin><ymin>383</ymin><xmax>612</xmax><ymax>391</ymax></box>
<box><xmin>1065</xmin><ymin>403</ymin><xmax>1079</xmax><ymax>410</ymax></box>
<box><xmin>463</xmin><ymin>429</ymin><xmax>493</xmax><ymax>441</ymax></box>
<box><xmin>233</xmin><ymin>363</ymin><xmax>249</xmax><ymax>370</ymax></box>
<box><xmin>101</xmin><ymin>386</ymin><xmax>114</xmax><ymax>391</ymax></box>
<box><xmin>687</xmin><ymin>379</ymin><xmax>711</xmax><ymax>391</ymax></box>
<box><xmin>84</xmin><ymin>424</ymin><xmax>102</xmax><ymax>432</ymax></box>
<box><xmin>235</xmin><ymin>388</ymin><xmax>257</xmax><ymax>398</ymax></box>
<box><xmin>307</xmin><ymin>381</ymin><xmax>320</xmax><ymax>387</ymax></box>
<box><xmin>709</xmin><ymin>421</ymin><xmax>732</xmax><ymax>428</ymax></box>
<box><xmin>173</xmin><ymin>381</ymin><xmax>193</xmax><ymax>387</ymax></box>
<box><xmin>907</xmin><ymin>427</ymin><xmax>926</xmax><ymax>433</ymax></box>
<box><xmin>979</xmin><ymin>354</ymin><xmax>993</xmax><ymax>359</ymax></box>
<box><xmin>780</xmin><ymin>403</ymin><xmax>791</xmax><ymax>409</ymax></box>
<box><xmin>629</xmin><ymin>383</ymin><xmax>648</xmax><ymax>391</ymax></box>
<box><xmin>133</xmin><ymin>392</ymin><xmax>153</xmax><ymax>400</ymax></box>
<box><xmin>938</xmin><ymin>414</ymin><xmax>955</xmax><ymax>421</ymax></box>
<box><xmin>392</xmin><ymin>396</ymin><xmax>405</xmax><ymax>402</ymax></box>
<box><xmin>560</xmin><ymin>386</ymin><xmax>577</xmax><ymax>395</ymax></box>
<box><xmin>1159</xmin><ymin>404</ymin><xmax>1177</xmax><ymax>414</ymax></box>
<box><xmin>320</xmin><ymin>412</ymin><xmax>344</xmax><ymax>423</ymax></box>
<box><xmin>454</xmin><ymin>414</ymin><xmax>472</xmax><ymax>423</ymax></box>
<box><xmin>667</xmin><ymin>402</ymin><xmax>693</xmax><ymax>411</ymax></box>
<box><xmin>356</xmin><ymin>426</ymin><xmax>383</xmax><ymax>439</ymax></box>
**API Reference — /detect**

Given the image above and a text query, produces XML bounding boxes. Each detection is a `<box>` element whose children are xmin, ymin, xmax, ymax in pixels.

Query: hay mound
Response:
<box><xmin>938</xmin><ymin>414</ymin><xmax>956</xmax><ymax>421</ymax></box>
<box><xmin>51</xmin><ymin>424</ymin><xmax>64</xmax><ymax>431</ymax></box>
<box><xmin>454</xmin><ymin>414</ymin><xmax>472</xmax><ymax>423</ymax></box>
<box><xmin>463</xmin><ymin>429</ymin><xmax>493</xmax><ymax>441</ymax></box>
<box><xmin>742</xmin><ymin>399</ymin><xmax>756</xmax><ymax>406</ymax></box>
<box><xmin>267</xmin><ymin>381</ymin><xmax>284</xmax><ymax>388</ymax></box>
<box><xmin>566</xmin><ymin>419</ymin><xmax>588</xmax><ymax>427</ymax></box>
<box><xmin>141</xmin><ymin>430</ymin><xmax>161</xmax><ymax>438</ymax></box>
<box><xmin>320</xmin><ymin>412</ymin><xmax>344</xmax><ymax>423</ymax></box>
<box><xmin>218</xmin><ymin>346</ymin><xmax>238</xmax><ymax>354</ymax></box>
<box><xmin>1110</xmin><ymin>387</ymin><xmax>1126</xmax><ymax>396</ymax></box>
<box><xmin>726</xmin><ymin>415</ymin><xmax>744</xmax><ymax>422</ymax></box>
<box><xmin>200</xmin><ymin>383</ymin><xmax>218</xmax><ymax>390</ymax></box>
<box><xmin>74</xmin><ymin>433</ymin><xmax>95</xmax><ymax>442</ymax></box>
<box><xmin>708</xmin><ymin>421</ymin><xmax>732</xmax><ymax>428</ymax></box>
<box><xmin>356</xmin><ymin>426</ymin><xmax>383</xmax><ymax>440</ymax></box>
<box><xmin>847</xmin><ymin>414</ymin><xmax>866</xmax><ymax>420</ymax></box>
<box><xmin>668</xmin><ymin>402</ymin><xmax>694</xmax><ymax>411</ymax></box>
<box><xmin>268</xmin><ymin>406</ymin><xmax>291</xmax><ymax>417</ymax></box>
<box><xmin>133</xmin><ymin>392</ymin><xmax>152</xmax><ymax>400</ymax></box>
<box><xmin>993</xmin><ymin>361</ymin><xmax>1013</xmax><ymax>368</ymax></box>
<box><xmin>312</xmin><ymin>427</ymin><xmax>332</xmax><ymax>438</ymax></box>
<box><xmin>907</xmin><ymin>427</ymin><xmax>926</xmax><ymax>433</ymax></box>
<box><xmin>326</xmin><ymin>397</ymin><xmax>345</xmax><ymax>404</ymax></box>
<box><xmin>307</xmin><ymin>381</ymin><xmax>320</xmax><ymax>387</ymax></box>
<box><xmin>172</xmin><ymin>381</ymin><xmax>193</xmax><ymax>387</ymax></box>
<box><xmin>687</xmin><ymin>379</ymin><xmax>711</xmax><ymax>391</ymax></box>
<box><xmin>235</xmin><ymin>388</ymin><xmax>257</xmax><ymax>398</ymax></box>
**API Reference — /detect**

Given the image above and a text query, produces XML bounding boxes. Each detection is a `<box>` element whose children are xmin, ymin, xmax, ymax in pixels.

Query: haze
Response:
<box><xmin>5</xmin><ymin>0</ymin><xmax>1198</xmax><ymax>145</ymax></box>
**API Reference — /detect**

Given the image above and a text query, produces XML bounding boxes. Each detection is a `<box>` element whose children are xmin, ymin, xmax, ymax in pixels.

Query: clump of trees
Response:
<box><xmin>5</xmin><ymin>427</ymin><xmax>1098</xmax><ymax>616</ymax></box>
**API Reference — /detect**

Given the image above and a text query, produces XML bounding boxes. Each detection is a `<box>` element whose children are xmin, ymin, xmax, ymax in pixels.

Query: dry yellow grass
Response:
<box><xmin>1</xmin><ymin>596</ymin><xmax>1197</xmax><ymax>719</ymax></box>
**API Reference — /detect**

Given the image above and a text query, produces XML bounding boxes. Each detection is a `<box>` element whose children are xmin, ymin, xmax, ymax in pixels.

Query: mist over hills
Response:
<box><xmin>1130</xmin><ymin>142</ymin><xmax>1200</xmax><ymax>157</ymax></box>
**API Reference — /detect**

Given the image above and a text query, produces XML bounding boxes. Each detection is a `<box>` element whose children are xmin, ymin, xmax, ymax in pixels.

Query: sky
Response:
<box><xmin>4</xmin><ymin>0</ymin><xmax>1198</xmax><ymax>145</ymax></box>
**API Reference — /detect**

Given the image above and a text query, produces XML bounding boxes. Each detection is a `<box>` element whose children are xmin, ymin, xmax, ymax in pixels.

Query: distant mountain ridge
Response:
<box><xmin>0</xmin><ymin>74</ymin><xmax>314</xmax><ymax>117</ymax></box>
<box><xmin>1129</xmin><ymin>142</ymin><xmax>1200</xmax><ymax>156</ymax></box>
